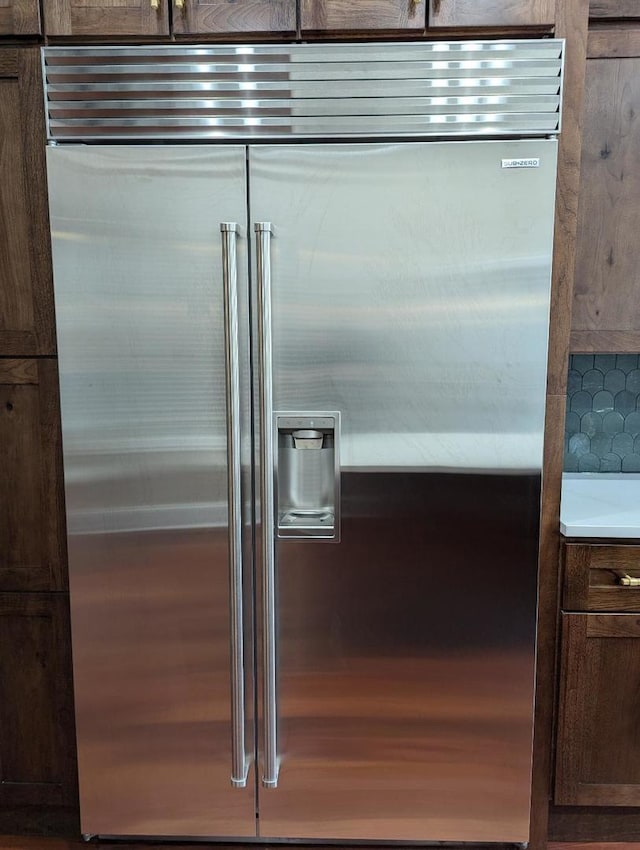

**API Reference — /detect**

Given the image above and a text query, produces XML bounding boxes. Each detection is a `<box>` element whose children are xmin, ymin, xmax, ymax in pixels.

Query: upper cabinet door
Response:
<box><xmin>0</xmin><ymin>0</ymin><xmax>40</xmax><ymax>34</ymax></box>
<box><xmin>0</xmin><ymin>49</ymin><xmax>54</xmax><ymax>356</ymax></box>
<box><xmin>301</xmin><ymin>0</ymin><xmax>425</xmax><ymax>33</ymax></box>
<box><xmin>0</xmin><ymin>359</ymin><xmax>66</xmax><ymax>592</ymax></box>
<box><xmin>428</xmin><ymin>0</ymin><xmax>554</xmax><ymax>27</ymax></box>
<box><xmin>572</xmin><ymin>56</ymin><xmax>640</xmax><ymax>349</ymax></box>
<box><xmin>43</xmin><ymin>0</ymin><xmax>168</xmax><ymax>36</ymax></box>
<box><xmin>173</xmin><ymin>0</ymin><xmax>295</xmax><ymax>35</ymax></box>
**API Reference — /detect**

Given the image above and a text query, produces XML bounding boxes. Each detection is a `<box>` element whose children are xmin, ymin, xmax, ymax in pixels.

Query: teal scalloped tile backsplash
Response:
<box><xmin>565</xmin><ymin>354</ymin><xmax>640</xmax><ymax>472</ymax></box>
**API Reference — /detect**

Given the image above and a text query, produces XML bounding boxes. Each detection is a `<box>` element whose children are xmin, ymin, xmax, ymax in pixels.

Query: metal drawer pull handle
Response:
<box><xmin>150</xmin><ymin>0</ymin><xmax>159</xmax><ymax>9</ymax></box>
<box><xmin>175</xmin><ymin>0</ymin><xmax>184</xmax><ymax>9</ymax></box>
<box><xmin>618</xmin><ymin>573</ymin><xmax>640</xmax><ymax>587</ymax></box>
<box><xmin>221</xmin><ymin>223</ymin><xmax>250</xmax><ymax>789</ymax></box>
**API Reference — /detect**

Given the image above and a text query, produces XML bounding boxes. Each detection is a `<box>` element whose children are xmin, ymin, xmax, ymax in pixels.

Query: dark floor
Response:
<box><xmin>0</xmin><ymin>838</ymin><xmax>634</xmax><ymax>850</ymax></box>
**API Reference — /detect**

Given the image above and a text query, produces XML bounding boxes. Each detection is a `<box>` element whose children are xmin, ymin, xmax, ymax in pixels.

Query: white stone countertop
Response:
<box><xmin>560</xmin><ymin>472</ymin><xmax>640</xmax><ymax>538</ymax></box>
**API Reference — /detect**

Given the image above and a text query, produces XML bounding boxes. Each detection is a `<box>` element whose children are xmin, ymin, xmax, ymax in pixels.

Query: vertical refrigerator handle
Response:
<box><xmin>255</xmin><ymin>222</ymin><xmax>279</xmax><ymax>789</ymax></box>
<box><xmin>220</xmin><ymin>222</ymin><xmax>250</xmax><ymax>789</ymax></box>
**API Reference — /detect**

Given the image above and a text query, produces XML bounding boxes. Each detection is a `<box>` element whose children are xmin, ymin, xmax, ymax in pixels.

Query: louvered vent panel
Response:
<box><xmin>43</xmin><ymin>40</ymin><xmax>563</xmax><ymax>141</ymax></box>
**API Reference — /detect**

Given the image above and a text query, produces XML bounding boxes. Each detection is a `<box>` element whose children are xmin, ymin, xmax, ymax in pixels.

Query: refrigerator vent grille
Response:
<box><xmin>42</xmin><ymin>40</ymin><xmax>563</xmax><ymax>142</ymax></box>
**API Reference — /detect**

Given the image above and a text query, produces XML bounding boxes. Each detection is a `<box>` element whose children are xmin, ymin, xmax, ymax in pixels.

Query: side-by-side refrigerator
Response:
<box><xmin>43</xmin><ymin>40</ymin><xmax>563</xmax><ymax>844</ymax></box>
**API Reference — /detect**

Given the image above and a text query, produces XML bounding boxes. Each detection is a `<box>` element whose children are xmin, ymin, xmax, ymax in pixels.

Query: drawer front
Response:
<box><xmin>565</xmin><ymin>543</ymin><xmax>640</xmax><ymax>611</ymax></box>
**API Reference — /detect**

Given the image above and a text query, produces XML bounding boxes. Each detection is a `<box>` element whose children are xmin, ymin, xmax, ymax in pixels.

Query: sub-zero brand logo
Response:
<box><xmin>501</xmin><ymin>158</ymin><xmax>541</xmax><ymax>168</ymax></box>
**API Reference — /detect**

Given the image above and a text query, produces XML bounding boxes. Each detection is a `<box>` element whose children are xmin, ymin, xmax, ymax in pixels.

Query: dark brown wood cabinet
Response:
<box><xmin>43</xmin><ymin>0</ymin><xmax>296</xmax><ymax>36</ymax></box>
<box><xmin>555</xmin><ymin>611</ymin><xmax>640</xmax><ymax>806</ymax></box>
<box><xmin>0</xmin><ymin>49</ymin><xmax>55</xmax><ymax>356</ymax></box>
<box><xmin>0</xmin><ymin>359</ymin><xmax>66</xmax><ymax>593</ymax></box>
<box><xmin>0</xmin><ymin>356</ymin><xmax>76</xmax><ymax>832</ymax></box>
<box><xmin>39</xmin><ymin>0</ymin><xmax>563</xmax><ymax>40</ymax></box>
<box><xmin>427</xmin><ymin>0</ymin><xmax>554</xmax><ymax>28</ymax></box>
<box><xmin>556</xmin><ymin>542</ymin><xmax>640</xmax><ymax>808</ymax></box>
<box><xmin>301</xmin><ymin>0</ymin><xmax>425</xmax><ymax>33</ymax></box>
<box><xmin>0</xmin><ymin>0</ymin><xmax>40</xmax><ymax>34</ymax></box>
<box><xmin>564</xmin><ymin>542</ymin><xmax>640</xmax><ymax>611</ymax></box>
<box><xmin>0</xmin><ymin>593</ymin><xmax>77</xmax><ymax>817</ymax></box>
<box><xmin>43</xmin><ymin>0</ymin><xmax>169</xmax><ymax>37</ymax></box>
<box><xmin>590</xmin><ymin>0</ymin><xmax>640</xmax><ymax>19</ymax></box>
<box><xmin>571</xmin><ymin>37</ymin><xmax>640</xmax><ymax>352</ymax></box>
<box><xmin>173</xmin><ymin>0</ymin><xmax>295</xmax><ymax>35</ymax></box>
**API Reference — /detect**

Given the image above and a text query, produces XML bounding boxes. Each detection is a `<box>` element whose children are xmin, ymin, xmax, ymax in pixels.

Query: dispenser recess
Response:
<box><xmin>275</xmin><ymin>412</ymin><xmax>340</xmax><ymax>540</ymax></box>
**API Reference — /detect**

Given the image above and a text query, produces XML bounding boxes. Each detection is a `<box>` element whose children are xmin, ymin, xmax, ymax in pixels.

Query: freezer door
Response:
<box><xmin>250</xmin><ymin>140</ymin><xmax>557</xmax><ymax>842</ymax></box>
<box><xmin>47</xmin><ymin>146</ymin><xmax>256</xmax><ymax>837</ymax></box>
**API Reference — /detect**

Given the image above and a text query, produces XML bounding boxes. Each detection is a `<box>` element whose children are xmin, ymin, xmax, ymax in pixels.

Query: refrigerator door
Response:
<box><xmin>250</xmin><ymin>140</ymin><xmax>557</xmax><ymax>842</ymax></box>
<box><xmin>47</xmin><ymin>146</ymin><xmax>256</xmax><ymax>837</ymax></box>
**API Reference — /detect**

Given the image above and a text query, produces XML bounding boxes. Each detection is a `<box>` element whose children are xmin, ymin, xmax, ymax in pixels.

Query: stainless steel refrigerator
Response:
<box><xmin>43</xmin><ymin>40</ymin><xmax>563</xmax><ymax>843</ymax></box>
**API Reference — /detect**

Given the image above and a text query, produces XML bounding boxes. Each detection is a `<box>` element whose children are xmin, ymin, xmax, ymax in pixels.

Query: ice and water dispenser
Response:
<box><xmin>275</xmin><ymin>413</ymin><xmax>340</xmax><ymax>540</ymax></box>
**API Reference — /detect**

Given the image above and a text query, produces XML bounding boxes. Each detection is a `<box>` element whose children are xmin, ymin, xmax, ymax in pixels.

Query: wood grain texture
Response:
<box><xmin>0</xmin><ymin>359</ymin><xmax>39</xmax><ymax>384</ymax></box>
<box><xmin>0</xmin><ymin>594</ymin><xmax>77</xmax><ymax>810</ymax></box>
<box><xmin>174</xmin><ymin>0</ymin><xmax>294</xmax><ymax>35</ymax></box>
<box><xmin>555</xmin><ymin>612</ymin><xmax>640</xmax><ymax>806</ymax></box>
<box><xmin>1</xmin><ymin>66</ymin><xmax>37</xmax><ymax>352</ymax></box>
<box><xmin>17</xmin><ymin>51</ymin><xmax>57</xmax><ymax>357</ymax></box>
<box><xmin>44</xmin><ymin>0</ymin><xmax>168</xmax><ymax>36</ymax></box>
<box><xmin>565</xmin><ymin>542</ymin><xmax>640</xmax><ymax>611</ymax></box>
<box><xmin>588</xmin><ymin>24</ymin><xmax>640</xmax><ymax>57</ymax></box>
<box><xmin>587</xmin><ymin>613</ymin><xmax>640</xmax><ymax>637</ymax></box>
<box><xmin>571</xmin><ymin>328</ymin><xmax>640</xmax><ymax>350</ymax></box>
<box><xmin>554</xmin><ymin>613</ymin><xmax>587</xmax><ymax>806</ymax></box>
<box><xmin>0</xmin><ymin>50</ymin><xmax>55</xmax><ymax>357</ymax></box>
<box><xmin>563</xmin><ymin>541</ymin><xmax>591</xmax><ymax>609</ymax></box>
<box><xmin>428</xmin><ymin>0</ymin><xmax>554</xmax><ymax>27</ymax></box>
<box><xmin>0</xmin><ymin>0</ymin><xmax>40</xmax><ymax>34</ymax></box>
<box><xmin>0</xmin><ymin>360</ymin><xmax>66</xmax><ymax>592</ymax></box>
<box><xmin>546</xmin><ymin>0</ymin><xmax>589</xmax><ymax>395</ymax></box>
<box><xmin>582</xmin><ymin>580</ymin><xmax>640</xmax><ymax>612</ymax></box>
<box><xmin>529</xmin><ymin>0</ymin><xmax>590</xmax><ymax>846</ymax></box>
<box><xmin>550</xmin><ymin>808</ymin><xmax>640</xmax><ymax>840</ymax></box>
<box><xmin>590</xmin><ymin>0</ymin><xmax>640</xmax><ymax>18</ymax></box>
<box><xmin>0</xmin><ymin>51</ymin><xmax>18</xmax><ymax>76</ymax></box>
<box><xmin>572</xmin><ymin>57</ymin><xmax>640</xmax><ymax>336</ymax></box>
<box><xmin>588</xmin><ymin>544</ymin><xmax>640</xmax><ymax>568</ymax></box>
<box><xmin>38</xmin><ymin>360</ymin><xmax>68</xmax><ymax>593</ymax></box>
<box><xmin>301</xmin><ymin>0</ymin><xmax>425</xmax><ymax>32</ymax></box>
<box><xmin>529</xmin><ymin>394</ymin><xmax>566</xmax><ymax>849</ymax></box>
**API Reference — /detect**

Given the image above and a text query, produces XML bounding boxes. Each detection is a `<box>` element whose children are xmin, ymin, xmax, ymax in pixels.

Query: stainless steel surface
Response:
<box><xmin>42</xmin><ymin>40</ymin><xmax>563</xmax><ymax>141</ymax></box>
<box><xmin>263</xmin><ymin>471</ymin><xmax>540</xmax><ymax>842</ymax></box>
<box><xmin>292</xmin><ymin>430</ymin><xmax>324</xmax><ymax>448</ymax></box>
<box><xmin>221</xmin><ymin>222</ymin><xmax>250</xmax><ymax>790</ymax></box>
<box><xmin>251</xmin><ymin>140</ymin><xmax>557</xmax><ymax>475</ymax></box>
<box><xmin>47</xmin><ymin>76</ymin><xmax>562</xmax><ymax>840</ymax></box>
<box><xmin>47</xmin><ymin>145</ymin><xmax>256</xmax><ymax>837</ymax></box>
<box><xmin>255</xmin><ymin>222</ymin><xmax>279</xmax><ymax>790</ymax></box>
<box><xmin>250</xmin><ymin>140</ymin><xmax>558</xmax><ymax>841</ymax></box>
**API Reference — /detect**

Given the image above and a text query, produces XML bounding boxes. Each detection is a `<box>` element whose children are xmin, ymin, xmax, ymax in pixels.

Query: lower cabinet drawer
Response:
<box><xmin>555</xmin><ymin>612</ymin><xmax>640</xmax><ymax>806</ymax></box>
<box><xmin>564</xmin><ymin>543</ymin><xmax>640</xmax><ymax>611</ymax></box>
